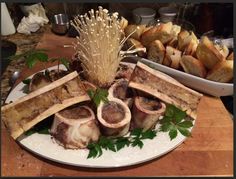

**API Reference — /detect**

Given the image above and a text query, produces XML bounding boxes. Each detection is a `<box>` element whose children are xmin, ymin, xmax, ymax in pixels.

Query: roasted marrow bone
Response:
<box><xmin>108</xmin><ymin>79</ymin><xmax>133</xmax><ymax>108</ymax></box>
<box><xmin>29</xmin><ymin>70</ymin><xmax>69</xmax><ymax>92</ymax></box>
<box><xmin>1</xmin><ymin>71</ymin><xmax>90</xmax><ymax>139</ymax></box>
<box><xmin>132</xmin><ymin>96</ymin><xmax>166</xmax><ymax>131</ymax></box>
<box><xmin>97</xmin><ymin>97</ymin><xmax>131</xmax><ymax>137</ymax></box>
<box><xmin>115</xmin><ymin>63</ymin><xmax>135</xmax><ymax>80</ymax></box>
<box><xmin>129</xmin><ymin>62</ymin><xmax>203</xmax><ymax>119</ymax></box>
<box><xmin>51</xmin><ymin>105</ymin><xmax>100</xmax><ymax>149</ymax></box>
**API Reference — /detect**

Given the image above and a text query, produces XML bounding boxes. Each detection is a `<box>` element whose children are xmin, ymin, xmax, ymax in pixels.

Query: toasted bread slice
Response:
<box><xmin>196</xmin><ymin>36</ymin><xmax>225</xmax><ymax>70</ymax></box>
<box><xmin>124</xmin><ymin>24</ymin><xmax>146</xmax><ymax>41</ymax></box>
<box><xmin>227</xmin><ymin>52</ymin><xmax>234</xmax><ymax>61</ymax></box>
<box><xmin>206</xmin><ymin>60</ymin><xmax>233</xmax><ymax>83</ymax></box>
<box><xmin>180</xmin><ymin>55</ymin><xmax>207</xmax><ymax>78</ymax></box>
<box><xmin>140</xmin><ymin>22</ymin><xmax>173</xmax><ymax>47</ymax></box>
<box><xmin>120</xmin><ymin>16</ymin><xmax>128</xmax><ymax>30</ymax></box>
<box><xmin>214</xmin><ymin>43</ymin><xmax>229</xmax><ymax>58</ymax></box>
<box><xmin>178</xmin><ymin>30</ymin><xmax>198</xmax><ymax>56</ymax></box>
<box><xmin>163</xmin><ymin>46</ymin><xmax>182</xmax><ymax>69</ymax></box>
<box><xmin>147</xmin><ymin>40</ymin><xmax>165</xmax><ymax>64</ymax></box>
<box><xmin>125</xmin><ymin>38</ymin><xmax>146</xmax><ymax>57</ymax></box>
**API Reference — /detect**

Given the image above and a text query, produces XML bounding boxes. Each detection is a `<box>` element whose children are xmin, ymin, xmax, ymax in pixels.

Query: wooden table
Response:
<box><xmin>1</xmin><ymin>31</ymin><xmax>233</xmax><ymax>177</ymax></box>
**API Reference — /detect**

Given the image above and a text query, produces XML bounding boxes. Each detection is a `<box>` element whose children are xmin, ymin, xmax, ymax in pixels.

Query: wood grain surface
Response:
<box><xmin>1</xmin><ymin>31</ymin><xmax>233</xmax><ymax>177</ymax></box>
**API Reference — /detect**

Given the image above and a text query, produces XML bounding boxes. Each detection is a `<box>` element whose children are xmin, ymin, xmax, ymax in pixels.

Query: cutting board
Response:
<box><xmin>1</xmin><ymin>31</ymin><xmax>233</xmax><ymax>177</ymax></box>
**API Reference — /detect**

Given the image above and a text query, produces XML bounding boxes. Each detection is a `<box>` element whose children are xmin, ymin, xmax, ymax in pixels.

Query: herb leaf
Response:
<box><xmin>115</xmin><ymin>137</ymin><xmax>130</xmax><ymax>151</ymax></box>
<box><xmin>87</xmin><ymin>128</ymin><xmax>157</xmax><ymax>159</ymax></box>
<box><xmin>87</xmin><ymin>88</ymin><xmax>109</xmax><ymax>107</ymax></box>
<box><xmin>141</xmin><ymin>130</ymin><xmax>156</xmax><ymax>139</ymax></box>
<box><xmin>178</xmin><ymin>121</ymin><xmax>193</xmax><ymax>128</ymax></box>
<box><xmin>22</xmin><ymin>78</ymin><xmax>31</xmax><ymax>85</ymax></box>
<box><xmin>177</xmin><ymin>127</ymin><xmax>191</xmax><ymax>137</ymax></box>
<box><xmin>169</xmin><ymin>128</ymin><xmax>177</xmax><ymax>140</ymax></box>
<box><xmin>159</xmin><ymin>104</ymin><xmax>193</xmax><ymax>140</ymax></box>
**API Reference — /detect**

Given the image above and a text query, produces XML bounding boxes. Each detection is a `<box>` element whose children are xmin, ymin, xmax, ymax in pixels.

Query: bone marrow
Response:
<box><xmin>51</xmin><ymin>105</ymin><xmax>100</xmax><ymax>149</ymax></box>
<box><xmin>97</xmin><ymin>97</ymin><xmax>131</xmax><ymax>137</ymax></box>
<box><xmin>129</xmin><ymin>62</ymin><xmax>202</xmax><ymax>119</ymax></box>
<box><xmin>116</xmin><ymin>63</ymin><xmax>135</xmax><ymax>80</ymax></box>
<box><xmin>108</xmin><ymin>79</ymin><xmax>133</xmax><ymax>108</ymax></box>
<box><xmin>1</xmin><ymin>71</ymin><xmax>90</xmax><ymax>139</ymax></box>
<box><xmin>132</xmin><ymin>96</ymin><xmax>166</xmax><ymax>131</ymax></box>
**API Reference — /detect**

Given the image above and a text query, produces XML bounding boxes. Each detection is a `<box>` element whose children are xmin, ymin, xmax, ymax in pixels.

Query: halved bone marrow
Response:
<box><xmin>108</xmin><ymin>79</ymin><xmax>133</xmax><ymax>108</ymax></box>
<box><xmin>51</xmin><ymin>105</ymin><xmax>100</xmax><ymax>149</ymax></box>
<box><xmin>29</xmin><ymin>72</ymin><xmax>51</xmax><ymax>92</ymax></box>
<box><xmin>29</xmin><ymin>70</ymin><xmax>69</xmax><ymax>92</ymax></box>
<box><xmin>132</xmin><ymin>96</ymin><xmax>166</xmax><ymax>131</ymax></box>
<box><xmin>97</xmin><ymin>97</ymin><xmax>131</xmax><ymax>137</ymax></box>
<box><xmin>129</xmin><ymin>62</ymin><xmax>203</xmax><ymax>119</ymax></box>
<box><xmin>1</xmin><ymin>71</ymin><xmax>90</xmax><ymax>139</ymax></box>
<box><xmin>115</xmin><ymin>63</ymin><xmax>135</xmax><ymax>80</ymax></box>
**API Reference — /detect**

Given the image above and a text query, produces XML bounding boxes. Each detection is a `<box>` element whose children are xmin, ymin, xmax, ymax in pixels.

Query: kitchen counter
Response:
<box><xmin>1</xmin><ymin>30</ymin><xmax>233</xmax><ymax>177</ymax></box>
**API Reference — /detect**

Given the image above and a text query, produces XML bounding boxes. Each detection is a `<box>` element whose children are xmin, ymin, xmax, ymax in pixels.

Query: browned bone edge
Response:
<box><xmin>129</xmin><ymin>62</ymin><xmax>203</xmax><ymax>120</ymax></box>
<box><xmin>1</xmin><ymin>71</ymin><xmax>90</xmax><ymax>139</ymax></box>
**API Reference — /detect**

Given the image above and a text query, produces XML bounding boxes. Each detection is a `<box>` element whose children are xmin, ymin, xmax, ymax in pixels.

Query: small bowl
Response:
<box><xmin>158</xmin><ymin>6</ymin><xmax>177</xmax><ymax>23</ymax></box>
<box><xmin>51</xmin><ymin>14</ymin><xmax>69</xmax><ymax>35</ymax></box>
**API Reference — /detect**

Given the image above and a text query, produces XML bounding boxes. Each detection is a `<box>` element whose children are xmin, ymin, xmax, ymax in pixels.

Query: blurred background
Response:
<box><xmin>5</xmin><ymin>2</ymin><xmax>233</xmax><ymax>38</ymax></box>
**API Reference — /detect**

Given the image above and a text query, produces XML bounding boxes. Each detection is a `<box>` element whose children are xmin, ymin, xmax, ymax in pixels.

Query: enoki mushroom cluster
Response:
<box><xmin>71</xmin><ymin>6</ymin><xmax>127</xmax><ymax>87</ymax></box>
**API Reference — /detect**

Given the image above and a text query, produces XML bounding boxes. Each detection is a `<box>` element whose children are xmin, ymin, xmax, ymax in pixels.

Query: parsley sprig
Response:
<box><xmin>10</xmin><ymin>49</ymin><xmax>70</xmax><ymax>70</ymax></box>
<box><xmin>87</xmin><ymin>128</ymin><xmax>157</xmax><ymax>158</ymax></box>
<box><xmin>159</xmin><ymin>104</ymin><xmax>193</xmax><ymax>140</ymax></box>
<box><xmin>87</xmin><ymin>88</ymin><xmax>109</xmax><ymax>107</ymax></box>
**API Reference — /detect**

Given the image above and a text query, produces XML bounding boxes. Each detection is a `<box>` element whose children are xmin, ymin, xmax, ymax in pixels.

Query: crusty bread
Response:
<box><xmin>206</xmin><ymin>60</ymin><xmax>233</xmax><ymax>83</ymax></box>
<box><xmin>163</xmin><ymin>46</ymin><xmax>182</xmax><ymax>69</ymax></box>
<box><xmin>196</xmin><ymin>36</ymin><xmax>225</xmax><ymax>70</ymax></box>
<box><xmin>214</xmin><ymin>44</ymin><xmax>229</xmax><ymax>58</ymax></box>
<box><xmin>119</xmin><ymin>16</ymin><xmax>128</xmax><ymax>30</ymax></box>
<box><xmin>125</xmin><ymin>38</ymin><xmax>146</xmax><ymax>57</ymax></box>
<box><xmin>147</xmin><ymin>40</ymin><xmax>165</xmax><ymax>64</ymax></box>
<box><xmin>227</xmin><ymin>52</ymin><xmax>234</xmax><ymax>61</ymax></box>
<box><xmin>178</xmin><ymin>30</ymin><xmax>198</xmax><ymax>56</ymax></box>
<box><xmin>180</xmin><ymin>55</ymin><xmax>207</xmax><ymax>78</ymax></box>
<box><xmin>140</xmin><ymin>22</ymin><xmax>173</xmax><ymax>47</ymax></box>
<box><xmin>124</xmin><ymin>24</ymin><xmax>146</xmax><ymax>41</ymax></box>
<box><xmin>177</xmin><ymin>30</ymin><xmax>190</xmax><ymax>51</ymax></box>
<box><xmin>166</xmin><ymin>37</ymin><xmax>178</xmax><ymax>48</ymax></box>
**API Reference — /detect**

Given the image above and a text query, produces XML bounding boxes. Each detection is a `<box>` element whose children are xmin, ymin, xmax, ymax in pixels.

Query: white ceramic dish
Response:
<box><xmin>4</xmin><ymin>64</ymin><xmax>194</xmax><ymax>168</ymax></box>
<box><xmin>123</xmin><ymin>57</ymin><xmax>233</xmax><ymax>97</ymax></box>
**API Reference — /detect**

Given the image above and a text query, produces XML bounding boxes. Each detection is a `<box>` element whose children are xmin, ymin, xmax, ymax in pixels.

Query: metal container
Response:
<box><xmin>51</xmin><ymin>14</ymin><xmax>69</xmax><ymax>35</ymax></box>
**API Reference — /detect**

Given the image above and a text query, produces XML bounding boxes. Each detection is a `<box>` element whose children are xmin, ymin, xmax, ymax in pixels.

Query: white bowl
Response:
<box><xmin>123</xmin><ymin>56</ymin><xmax>233</xmax><ymax>97</ymax></box>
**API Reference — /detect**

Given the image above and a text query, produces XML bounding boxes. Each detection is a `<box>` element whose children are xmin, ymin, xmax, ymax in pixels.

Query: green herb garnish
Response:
<box><xmin>159</xmin><ymin>104</ymin><xmax>193</xmax><ymax>140</ymax></box>
<box><xmin>22</xmin><ymin>78</ymin><xmax>31</xmax><ymax>85</ymax></box>
<box><xmin>87</xmin><ymin>88</ymin><xmax>109</xmax><ymax>107</ymax></box>
<box><xmin>10</xmin><ymin>49</ymin><xmax>70</xmax><ymax>71</ymax></box>
<box><xmin>87</xmin><ymin>128</ymin><xmax>157</xmax><ymax>159</ymax></box>
<box><xmin>24</xmin><ymin>116</ymin><xmax>53</xmax><ymax>136</ymax></box>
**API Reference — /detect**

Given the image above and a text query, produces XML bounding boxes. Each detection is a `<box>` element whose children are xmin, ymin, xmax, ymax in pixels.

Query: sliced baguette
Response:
<box><xmin>227</xmin><ymin>52</ymin><xmax>234</xmax><ymax>61</ymax></box>
<box><xmin>196</xmin><ymin>36</ymin><xmax>225</xmax><ymax>70</ymax></box>
<box><xmin>124</xmin><ymin>24</ymin><xmax>146</xmax><ymax>41</ymax></box>
<box><xmin>206</xmin><ymin>60</ymin><xmax>233</xmax><ymax>83</ymax></box>
<box><xmin>180</xmin><ymin>55</ymin><xmax>207</xmax><ymax>78</ymax></box>
<box><xmin>147</xmin><ymin>40</ymin><xmax>165</xmax><ymax>64</ymax></box>
<box><xmin>140</xmin><ymin>22</ymin><xmax>173</xmax><ymax>47</ymax></box>
<box><xmin>163</xmin><ymin>46</ymin><xmax>182</xmax><ymax>69</ymax></box>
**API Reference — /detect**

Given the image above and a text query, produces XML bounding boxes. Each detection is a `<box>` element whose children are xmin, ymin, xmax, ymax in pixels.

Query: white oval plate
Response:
<box><xmin>123</xmin><ymin>57</ymin><xmax>233</xmax><ymax>97</ymax></box>
<box><xmin>5</xmin><ymin>65</ymin><xmax>194</xmax><ymax>168</ymax></box>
